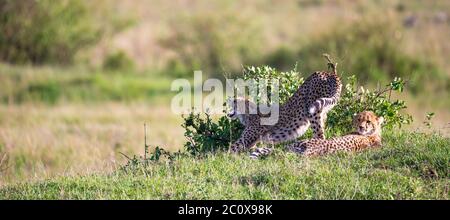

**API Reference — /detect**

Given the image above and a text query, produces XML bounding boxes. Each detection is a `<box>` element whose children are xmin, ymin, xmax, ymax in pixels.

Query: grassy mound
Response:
<box><xmin>1</xmin><ymin>131</ymin><xmax>448</xmax><ymax>200</ymax></box>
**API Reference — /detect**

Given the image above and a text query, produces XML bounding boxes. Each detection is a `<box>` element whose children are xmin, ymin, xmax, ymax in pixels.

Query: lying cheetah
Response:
<box><xmin>228</xmin><ymin>66</ymin><xmax>342</xmax><ymax>153</ymax></box>
<box><xmin>250</xmin><ymin>111</ymin><xmax>384</xmax><ymax>158</ymax></box>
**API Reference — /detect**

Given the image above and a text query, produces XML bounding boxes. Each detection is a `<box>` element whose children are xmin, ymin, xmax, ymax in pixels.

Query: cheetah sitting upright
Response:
<box><xmin>286</xmin><ymin>111</ymin><xmax>384</xmax><ymax>157</ymax></box>
<box><xmin>228</xmin><ymin>61</ymin><xmax>342</xmax><ymax>153</ymax></box>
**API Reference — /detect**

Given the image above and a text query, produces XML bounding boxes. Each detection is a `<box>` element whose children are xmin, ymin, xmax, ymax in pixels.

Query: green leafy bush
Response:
<box><xmin>181</xmin><ymin>64</ymin><xmax>413</xmax><ymax>154</ymax></box>
<box><xmin>241</xmin><ymin>65</ymin><xmax>304</xmax><ymax>104</ymax></box>
<box><xmin>327</xmin><ymin>76</ymin><xmax>412</xmax><ymax>134</ymax></box>
<box><xmin>182</xmin><ymin>65</ymin><xmax>304</xmax><ymax>155</ymax></box>
<box><xmin>0</xmin><ymin>0</ymin><xmax>103</xmax><ymax>64</ymax></box>
<box><xmin>182</xmin><ymin>113</ymin><xmax>243</xmax><ymax>155</ymax></box>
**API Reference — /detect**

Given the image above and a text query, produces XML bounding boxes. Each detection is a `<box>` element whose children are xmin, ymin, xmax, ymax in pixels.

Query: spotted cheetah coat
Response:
<box><xmin>231</xmin><ymin>70</ymin><xmax>342</xmax><ymax>152</ymax></box>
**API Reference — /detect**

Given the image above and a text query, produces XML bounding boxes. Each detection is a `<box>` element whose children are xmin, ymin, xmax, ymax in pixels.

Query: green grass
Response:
<box><xmin>1</xmin><ymin>131</ymin><xmax>448</xmax><ymax>199</ymax></box>
<box><xmin>0</xmin><ymin>63</ymin><xmax>176</xmax><ymax>104</ymax></box>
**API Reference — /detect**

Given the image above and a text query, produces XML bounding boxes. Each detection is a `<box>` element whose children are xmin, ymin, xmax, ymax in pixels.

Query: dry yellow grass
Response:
<box><xmin>0</xmin><ymin>103</ymin><xmax>184</xmax><ymax>185</ymax></box>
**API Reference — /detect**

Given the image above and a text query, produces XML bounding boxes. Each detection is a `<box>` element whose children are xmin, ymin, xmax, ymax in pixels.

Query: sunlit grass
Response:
<box><xmin>0</xmin><ymin>103</ymin><xmax>184</xmax><ymax>186</ymax></box>
<box><xmin>0</xmin><ymin>131</ymin><xmax>448</xmax><ymax>199</ymax></box>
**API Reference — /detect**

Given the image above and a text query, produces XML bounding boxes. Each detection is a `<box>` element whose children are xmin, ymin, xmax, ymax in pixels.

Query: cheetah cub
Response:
<box><xmin>249</xmin><ymin>111</ymin><xmax>384</xmax><ymax>158</ymax></box>
<box><xmin>287</xmin><ymin>111</ymin><xmax>384</xmax><ymax>157</ymax></box>
<box><xmin>228</xmin><ymin>68</ymin><xmax>342</xmax><ymax>153</ymax></box>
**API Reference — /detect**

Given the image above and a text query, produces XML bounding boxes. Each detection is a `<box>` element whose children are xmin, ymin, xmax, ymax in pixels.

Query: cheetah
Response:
<box><xmin>227</xmin><ymin>98</ymin><xmax>273</xmax><ymax>150</ymax></box>
<box><xmin>228</xmin><ymin>65</ymin><xmax>342</xmax><ymax>153</ymax></box>
<box><xmin>250</xmin><ymin>111</ymin><xmax>384</xmax><ymax>158</ymax></box>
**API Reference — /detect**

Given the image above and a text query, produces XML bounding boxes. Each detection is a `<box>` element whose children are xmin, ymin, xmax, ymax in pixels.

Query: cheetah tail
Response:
<box><xmin>286</xmin><ymin>141</ymin><xmax>308</xmax><ymax>154</ymax></box>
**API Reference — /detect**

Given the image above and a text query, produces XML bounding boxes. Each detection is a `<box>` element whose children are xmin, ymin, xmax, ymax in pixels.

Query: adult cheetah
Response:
<box><xmin>228</xmin><ymin>65</ymin><xmax>342</xmax><ymax>153</ymax></box>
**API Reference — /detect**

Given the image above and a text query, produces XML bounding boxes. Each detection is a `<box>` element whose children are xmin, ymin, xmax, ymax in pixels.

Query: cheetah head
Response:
<box><xmin>226</xmin><ymin>97</ymin><xmax>258</xmax><ymax>125</ymax></box>
<box><xmin>353</xmin><ymin>111</ymin><xmax>384</xmax><ymax>136</ymax></box>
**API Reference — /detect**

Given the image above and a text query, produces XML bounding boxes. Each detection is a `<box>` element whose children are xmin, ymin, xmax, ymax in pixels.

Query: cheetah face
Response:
<box><xmin>353</xmin><ymin>111</ymin><xmax>384</xmax><ymax>136</ymax></box>
<box><xmin>226</xmin><ymin>99</ymin><xmax>238</xmax><ymax>120</ymax></box>
<box><xmin>226</xmin><ymin>98</ymin><xmax>257</xmax><ymax>123</ymax></box>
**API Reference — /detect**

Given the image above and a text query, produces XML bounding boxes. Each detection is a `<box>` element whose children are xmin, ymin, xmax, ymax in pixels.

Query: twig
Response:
<box><xmin>186</xmin><ymin>136</ymin><xmax>196</xmax><ymax>148</ymax></box>
<box><xmin>204</xmin><ymin>132</ymin><xmax>231</xmax><ymax>142</ymax></box>
<box><xmin>373</xmin><ymin>79</ymin><xmax>410</xmax><ymax>99</ymax></box>
<box><xmin>373</xmin><ymin>87</ymin><xmax>393</xmax><ymax>99</ymax></box>
<box><xmin>144</xmin><ymin>123</ymin><xmax>148</xmax><ymax>160</ymax></box>
<box><xmin>0</xmin><ymin>153</ymin><xmax>10</xmax><ymax>173</ymax></box>
<box><xmin>0</xmin><ymin>153</ymin><xmax>7</xmax><ymax>166</ymax></box>
<box><xmin>228</xmin><ymin>116</ymin><xmax>233</xmax><ymax>152</ymax></box>
<box><xmin>118</xmin><ymin>152</ymin><xmax>132</xmax><ymax>161</ymax></box>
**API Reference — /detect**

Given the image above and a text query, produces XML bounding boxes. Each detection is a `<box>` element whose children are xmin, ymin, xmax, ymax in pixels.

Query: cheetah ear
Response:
<box><xmin>247</xmin><ymin>101</ymin><xmax>258</xmax><ymax>114</ymax></box>
<box><xmin>352</xmin><ymin>112</ymin><xmax>359</xmax><ymax>125</ymax></box>
<box><xmin>226</xmin><ymin>97</ymin><xmax>234</xmax><ymax>107</ymax></box>
<box><xmin>378</xmin><ymin>117</ymin><xmax>384</xmax><ymax>125</ymax></box>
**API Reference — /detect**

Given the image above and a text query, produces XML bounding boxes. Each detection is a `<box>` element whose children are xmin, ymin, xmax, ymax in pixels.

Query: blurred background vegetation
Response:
<box><xmin>0</xmin><ymin>0</ymin><xmax>449</xmax><ymax>185</ymax></box>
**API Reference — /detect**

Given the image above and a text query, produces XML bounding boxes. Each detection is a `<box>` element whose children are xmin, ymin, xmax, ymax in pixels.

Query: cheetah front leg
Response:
<box><xmin>310</xmin><ymin>105</ymin><xmax>335</xmax><ymax>139</ymax></box>
<box><xmin>310</xmin><ymin>113</ymin><xmax>325</xmax><ymax>139</ymax></box>
<box><xmin>230</xmin><ymin>128</ymin><xmax>261</xmax><ymax>153</ymax></box>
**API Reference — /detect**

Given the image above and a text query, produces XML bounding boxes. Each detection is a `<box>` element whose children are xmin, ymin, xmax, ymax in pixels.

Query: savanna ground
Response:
<box><xmin>1</xmin><ymin>132</ymin><xmax>448</xmax><ymax>199</ymax></box>
<box><xmin>0</xmin><ymin>0</ymin><xmax>449</xmax><ymax>199</ymax></box>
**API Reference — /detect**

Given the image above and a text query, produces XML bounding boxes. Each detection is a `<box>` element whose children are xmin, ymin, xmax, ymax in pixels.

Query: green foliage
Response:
<box><xmin>0</xmin><ymin>0</ymin><xmax>106</xmax><ymax>64</ymax></box>
<box><xmin>182</xmin><ymin>112</ymin><xmax>243</xmax><ymax>155</ymax></box>
<box><xmin>182</xmin><ymin>65</ymin><xmax>304</xmax><ymax>155</ymax></box>
<box><xmin>423</xmin><ymin>112</ymin><xmax>435</xmax><ymax>129</ymax></box>
<box><xmin>103</xmin><ymin>51</ymin><xmax>135</xmax><ymax>71</ymax></box>
<box><xmin>21</xmin><ymin>80</ymin><xmax>62</xmax><ymax>104</ymax></box>
<box><xmin>242</xmin><ymin>65</ymin><xmax>304</xmax><ymax>104</ymax></box>
<box><xmin>120</xmin><ymin>146</ymin><xmax>182</xmax><ymax>172</ymax></box>
<box><xmin>182</xmin><ymin>65</ymin><xmax>413</xmax><ymax>154</ymax></box>
<box><xmin>327</xmin><ymin>76</ymin><xmax>413</xmax><ymax>133</ymax></box>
